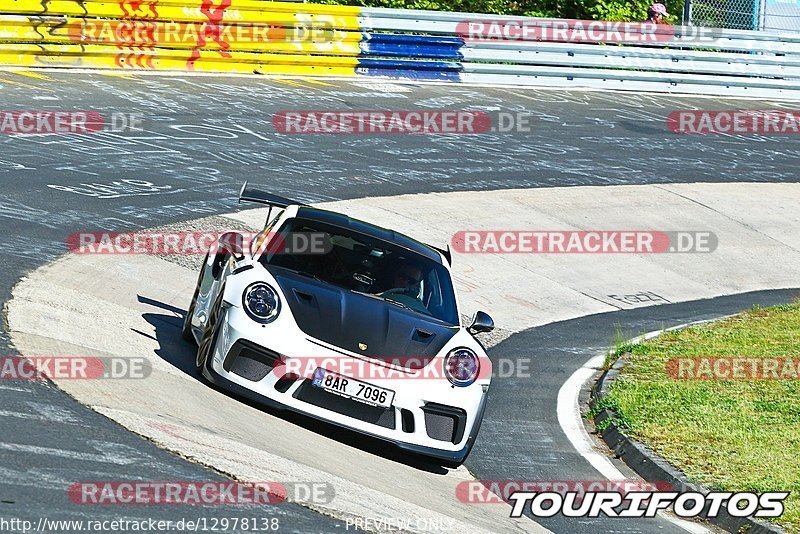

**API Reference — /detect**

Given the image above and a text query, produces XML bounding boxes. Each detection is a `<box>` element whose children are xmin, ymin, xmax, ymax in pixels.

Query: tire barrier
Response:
<box><xmin>1</xmin><ymin>1</ymin><xmax>798</xmax><ymax>97</ymax></box>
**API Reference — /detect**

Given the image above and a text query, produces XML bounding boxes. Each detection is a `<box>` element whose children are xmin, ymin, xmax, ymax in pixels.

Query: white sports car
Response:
<box><xmin>183</xmin><ymin>183</ymin><xmax>495</xmax><ymax>466</ymax></box>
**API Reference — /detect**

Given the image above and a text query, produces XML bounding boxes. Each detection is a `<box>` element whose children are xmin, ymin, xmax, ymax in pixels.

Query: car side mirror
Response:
<box><xmin>219</xmin><ymin>231</ymin><xmax>246</xmax><ymax>261</ymax></box>
<box><xmin>468</xmin><ymin>311</ymin><xmax>495</xmax><ymax>334</ymax></box>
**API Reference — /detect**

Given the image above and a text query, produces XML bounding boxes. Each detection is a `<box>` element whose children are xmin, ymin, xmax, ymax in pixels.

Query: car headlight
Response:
<box><xmin>444</xmin><ymin>347</ymin><xmax>480</xmax><ymax>387</ymax></box>
<box><xmin>242</xmin><ymin>282</ymin><xmax>280</xmax><ymax>323</ymax></box>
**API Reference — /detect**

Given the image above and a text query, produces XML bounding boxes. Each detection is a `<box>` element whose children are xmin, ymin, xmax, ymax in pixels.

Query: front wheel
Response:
<box><xmin>182</xmin><ymin>260</ymin><xmax>207</xmax><ymax>344</ymax></box>
<box><xmin>195</xmin><ymin>291</ymin><xmax>224</xmax><ymax>374</ymax></box>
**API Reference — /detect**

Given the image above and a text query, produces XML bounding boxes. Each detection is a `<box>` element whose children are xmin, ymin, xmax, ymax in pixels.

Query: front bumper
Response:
<box><xmin>203</xmin><ymin>312</ymin><xmax>489</xmax><ymax>463</ymax></box>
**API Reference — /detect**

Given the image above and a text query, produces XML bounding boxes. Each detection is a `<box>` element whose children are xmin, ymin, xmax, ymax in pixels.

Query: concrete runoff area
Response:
<box><xmin>7</xmin><ymin>182</ymin><xmax>800</xmax><ymax>533</ymax></box>
<box><xmin>229</xmin><ymin>182</ymin><xmax>800</xmax><ymax>331</ymax></box>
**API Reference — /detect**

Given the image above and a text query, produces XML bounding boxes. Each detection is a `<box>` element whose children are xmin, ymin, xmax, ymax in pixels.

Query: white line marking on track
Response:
<box><xmin>557</xmin><ymin>325</ymin><xmax>715</xmax><ymax>534</ymax></box>
<box><xmin>557</xmin><ymin>354</ymin><xmax>622</xmax><ymax>480</ymax></box>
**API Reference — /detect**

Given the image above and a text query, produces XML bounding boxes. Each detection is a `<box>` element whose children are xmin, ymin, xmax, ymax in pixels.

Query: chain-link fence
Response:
<box><xmin>759</xmin><ymin>0</ymin><xmax>800</xmax><ymax>32</ymax></box>
<box><xmin>685</xmin><ymin>0</ymin><xmax>800</xmax><ymax>31</ymax></box>
<box><xmin>686</xmin><ymin>0</ymin><xmax>759</xmax><ymax>29</ymax></box>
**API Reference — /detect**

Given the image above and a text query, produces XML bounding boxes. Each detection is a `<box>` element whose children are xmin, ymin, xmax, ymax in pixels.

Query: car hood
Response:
<box><xmin>271</xmin><ymin>269</ymin><xmax>458</xmax><ymax>369</ymax></box>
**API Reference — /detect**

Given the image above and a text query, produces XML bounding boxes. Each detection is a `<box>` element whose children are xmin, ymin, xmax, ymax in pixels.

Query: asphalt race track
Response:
<box><xmin>475</xmin><ymin>289</ymin><xmax>800</xmax><ymax>533</ymax></box>
<box><xmin>2</xmin><ymin>71</ymin><xmax>800</xmax><ymax>533</ymax></box>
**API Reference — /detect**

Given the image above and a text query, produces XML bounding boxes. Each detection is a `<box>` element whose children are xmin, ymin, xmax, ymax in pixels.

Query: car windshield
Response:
<box><xmin>259</xmin><ymin>217</ymin><xmax>459</xmax><ymax>325</ymax></box>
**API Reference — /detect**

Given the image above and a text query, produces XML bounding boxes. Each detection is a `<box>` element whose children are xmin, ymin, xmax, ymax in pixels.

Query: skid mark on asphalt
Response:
<box><xmin>0</xmin><ymin>402</ymin><xmax>80</xmax><ymax>424</ymax></box>
<box><xmin>0</xmin><ymin>442</ymin><xmax>140</xmax><ymax>465</ymax></box>
<box><xmin>0</xmin><ymin>384</ymin><xmax>33</xmax><ymax>393</ymax></box>
<box><xmin>11</xmin><ymin>71</ymin><xmax>52</xmax><ymax>81</ymax></box>
<box><xmin>300</xmin><ymin>77</ymin><xmax>337</xmax><ymax>87</ymax></box>
<box><xmin>272</xmin><ymin>78</ymin><xmax>321</xmax><ymax>89</ymax></box>
<box><xmin>0</xmin><ymin>77</ymin><xmax>49</xmax><ymax>91</ymax></box>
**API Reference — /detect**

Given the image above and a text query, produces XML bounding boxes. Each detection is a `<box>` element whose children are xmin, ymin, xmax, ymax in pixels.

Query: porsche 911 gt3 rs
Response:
<box><xmin>183</xmin><ymin>183</ymin><xmax>495</xmax><ymax>466</ymax></box>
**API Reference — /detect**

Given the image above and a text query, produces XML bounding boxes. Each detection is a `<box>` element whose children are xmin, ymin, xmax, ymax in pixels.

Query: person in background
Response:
<box><xmin>645</xmin><ymin>3</ymin><xmax>670</xmax><ymax>24</ymax></box>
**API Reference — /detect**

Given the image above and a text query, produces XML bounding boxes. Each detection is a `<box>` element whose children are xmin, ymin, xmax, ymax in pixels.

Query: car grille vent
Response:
<box><xmin>223</xmin><ymin>340</ymin><xmax>280</xmax><ymax>382</ymax></box>
<box><xmin>422</xmin><ymin>403</ymin><xmax>467</xmax><ymax>444</ymax></box>
<box><xmin>400</xmin><ymin>409</ymin><xmax>415</xmax><ymax>433</ymax></box>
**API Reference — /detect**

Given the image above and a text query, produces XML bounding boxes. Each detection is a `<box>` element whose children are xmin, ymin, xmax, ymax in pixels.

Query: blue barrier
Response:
<box><xmin>356</xmin><ymin>57</ymin><xmax>463</xmax><ymax>80</ymax></box>
<box><xmin>360</xmin><ymin>33</ymin><xmax>464</xmax><ymax>59</ymax></box>
<box><xmin>358</xmin><ymin>34</ymin><xmax>463</xmax><ymax>79</ymax></box>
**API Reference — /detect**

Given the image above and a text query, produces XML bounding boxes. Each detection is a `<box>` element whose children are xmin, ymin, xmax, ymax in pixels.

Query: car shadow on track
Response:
<box><xmin>138</xmin><ymin>294</ymin><xmax>450</xmax><ymax>475</ymax></box>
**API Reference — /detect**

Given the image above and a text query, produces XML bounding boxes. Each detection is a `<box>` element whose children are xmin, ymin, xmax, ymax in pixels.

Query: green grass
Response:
<box><xmin>601</xmin><ymin>302</ymin><xmax>800</xmax><ymax>531</ymax></box>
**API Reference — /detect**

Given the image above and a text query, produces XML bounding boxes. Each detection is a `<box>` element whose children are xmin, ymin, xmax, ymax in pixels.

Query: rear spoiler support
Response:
<box><xmin>239</xmin><ymin>181</ymin><xmax>306</xmax><ymax>209</ymax></box>
<box><xmin>239</xmin><ymin>181</ymin><xmax>306</xmax><ymax>226</ymax></box>
<box><xmin>433</xmin><ymin>244</ymin><xmax>452</xmax><ymax>265</ymax></box>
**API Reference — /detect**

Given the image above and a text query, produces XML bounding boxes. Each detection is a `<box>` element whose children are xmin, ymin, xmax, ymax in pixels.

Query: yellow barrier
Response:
<box><xmin>0</xmin><ymin>42</ymin><xmax>360</xmax><ymax>74</ymax></box>
<box><xmin>2</xmin><ymin>1</ymin><xmax>361</xmax><ymax>28</ymax></box>
<box><xmin>0</xmin><ymin>1</ymin><xmax>363</xmax><ymax>73</ymax></box>
<box><xmin>0</xmin><ymin>15</ymin><xmax>362</xmax><ymax>55</ymax></box>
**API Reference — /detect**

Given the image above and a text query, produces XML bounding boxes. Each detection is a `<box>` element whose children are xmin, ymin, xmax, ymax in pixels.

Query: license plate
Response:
<box><xmin>311</xmin><ymin>368</ymin><xmax>395</xmax><ymax>408</ymax></box>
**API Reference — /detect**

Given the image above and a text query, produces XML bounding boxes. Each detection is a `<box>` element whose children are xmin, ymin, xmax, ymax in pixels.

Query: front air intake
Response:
<box><xmin>223</xmin><ymin>340</ymin><xmax>281</xmax><ymax>382</ymax></box>
<box><xmin>422</xmin><ymin>403</ymin><xmax>466</xmax><ymax>444</ymax></box>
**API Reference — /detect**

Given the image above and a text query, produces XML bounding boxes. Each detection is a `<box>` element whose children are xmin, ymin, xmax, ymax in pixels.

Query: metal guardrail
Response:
<box><xmin>0</xmin><ymin>1</ymin><xmax>798</xmax><ymax>98</ymax></box>
<box><xmin>359</xmin><ymin>7</ymin><xmax>800</xmax><ymax>97</ymax></box>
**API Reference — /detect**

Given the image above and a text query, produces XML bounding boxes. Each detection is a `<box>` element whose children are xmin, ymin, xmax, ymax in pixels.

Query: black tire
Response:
<box><xmin>182</xmin><ymin>259</ymin><xmax>207</xmax><ymax>344</ymax></box>
<box><xmin>195</xmin><ymin>289</ymin><xmax>224</xmax><ymax>374</ymax></box>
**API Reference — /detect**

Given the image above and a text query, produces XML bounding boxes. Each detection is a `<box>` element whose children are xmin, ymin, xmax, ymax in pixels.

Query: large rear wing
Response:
<box><xmin>239</xmin><ymin>181</ymin><xmax>307</xmax><ymax>208</ymax></box>
<box><xmin>237</xmin><ymin>182</ymin><xmax>451</xmax><ymax>264</ymax></box>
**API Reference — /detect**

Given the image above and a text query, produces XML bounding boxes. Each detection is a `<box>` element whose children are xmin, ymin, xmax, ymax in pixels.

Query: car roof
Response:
<box><xmin>294</xmin><ymin>206</ymin><xmax>444</xmax><ymax>264</ymax></box>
